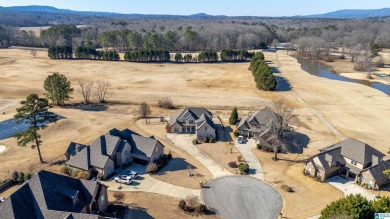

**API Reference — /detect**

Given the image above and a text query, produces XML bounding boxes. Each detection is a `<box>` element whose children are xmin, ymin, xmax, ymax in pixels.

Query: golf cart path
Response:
<box><xmin>166</xmin><ymin>133</ymin><xmax>233</xmax><ymax>178</ymax></box>
<box><xmin>234</xmin><ymin>139</ymin><xmax>265</xmax><ymax>180</ymax></box>
<box><xmin>100</xmin><ymin>164</ymin><xmax>200</xmax><ymax>199</ymax></box>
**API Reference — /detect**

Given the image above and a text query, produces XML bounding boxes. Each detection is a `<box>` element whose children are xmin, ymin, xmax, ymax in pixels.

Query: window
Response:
<box><xmin>174</xmin><ymin>128</ymin><xmax>179</xmax><ymax>132</ymax></box>
<box><xmin>205</xmin><ymin>126</ymin><xmax>208</xmax><ymax>130</ymax></box>
<box><xmin>351</xmin><ymin>160</ymin><xmax>357</xmax><ymax>166</ymax></box>
<box><xmin>189</xmin><ymin>120</ymin><xmax>194</xmax><ymax>124</ymax></box>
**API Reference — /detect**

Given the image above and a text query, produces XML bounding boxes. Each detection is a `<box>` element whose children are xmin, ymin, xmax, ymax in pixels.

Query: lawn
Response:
<box><xmin>252</xmin><ymin>149</ymin><xmax>344</xmax><ymax>219</ymax></box>
<box><xmin>108</xmin><ymin>191</ymin><xmax>220</xmax><ymax>219</ymax></box>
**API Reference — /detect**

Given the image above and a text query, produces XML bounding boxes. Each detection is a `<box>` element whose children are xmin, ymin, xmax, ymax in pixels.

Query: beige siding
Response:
<box><xmin>97</xmin><ymin>185</ymin><xmax>109</xmax><ymax>212</ymax></box>
<box><xmin>344</xmin><ymin>156</ymin><xmax>364</xmax><ymax>169</ymax></box>
<box><xmin>103</xmin><ymin>159</ymin><xmax>115</xmax><ymax>179</ymax></box>
<box><xmin>196</xmin><ymin>123</ymin><xmax>216</xmax><ymax>139</ymax></box>
<box><xmin>304</xmin><ymin>161</ymin><xmax>317</xmax><ymax>177</ymax></box>
<box><xmin>171</xmin><ymin>123</ymin><xmax>182</xmax><ymax>133</ymax></box>
<box><xmin>150</xmin><ymin>142</ymin><xmax>164</xmax><ymax>161</ymax></box>
<box><xmin>121</xmin><ymin>143</ymin><xmax>132</xmax><ymax>167</ymax></box>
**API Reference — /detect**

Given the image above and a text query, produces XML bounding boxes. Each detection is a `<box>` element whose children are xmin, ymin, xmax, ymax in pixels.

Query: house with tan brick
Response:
<box><xmin>304</xmin><ymin>138</ymin><xmax>390</xmax><ymax>188</ymax></box>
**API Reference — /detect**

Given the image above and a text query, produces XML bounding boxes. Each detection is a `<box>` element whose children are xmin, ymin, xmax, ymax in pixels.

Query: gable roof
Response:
<box><xmin>66</xmin><ymin>131</ymin><xmax>132</xmax><ymax>170</ymax></box>
<box><xmin>65</xmin><ymin>142</ymin><xmax>87</xmax><ymax>157</ymax></box>
<box><xmin>0</xmin><ymin>170</ymin><xmax>103</xmax><ymax>219</ymax></box>
<box><xmin>321</xmin><ymin>138</ymin><xmax>385</xmax><ymax>166</ymax></box>
<box><xmin>109</xmin><ymin>128</ymin><xmax>164</xmax><ymax>157</ymax></box>
<box><xmin>170</xmin><ymin>107</ymin><xmax>213</xmax><ymax>126</ymax></box>
<box><xmin>196</xmin><ymin>113</ymin><xmax>216</xmax><ymax>130</ymax></box>
<box><xmin>313</xmin><ymin>147</ymin><xmax>346</xmax><ymax>171</ymax></box>
<box><xmin>366</xmin><ymin>161</ymin><xmax>390</xmax><ymax>183</ymax></box>
<box><xmin>237</xmin><ymin>109</ymin><xmax>282</xmax><ymax>132</ymax></box>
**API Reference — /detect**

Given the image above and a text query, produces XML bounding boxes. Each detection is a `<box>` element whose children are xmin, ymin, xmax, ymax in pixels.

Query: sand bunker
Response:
<box><xmin>0</xmin><ymin>145</ymin><xmax>6</xmax><ymax>154</ymax></box>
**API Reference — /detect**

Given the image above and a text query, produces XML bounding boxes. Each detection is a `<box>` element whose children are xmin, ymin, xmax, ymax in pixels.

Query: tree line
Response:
<box><xmin>48</xmin><ymin>45</ymin><xmax>120</xmax><ymax>61</ymax></box>
<box><xmin>124</xmin><ymin>48</ymin><xmax>170</xmax><ymax>62</ymax></box>
<box><xmin>220</xmin><ymin>49</ymin><xmax>254</xmax><ymax>61</ymax></box>
<box><xmin>249</xmin><ymin>52</ymin><xmax>277</xmax><ymax>91</ymax></box>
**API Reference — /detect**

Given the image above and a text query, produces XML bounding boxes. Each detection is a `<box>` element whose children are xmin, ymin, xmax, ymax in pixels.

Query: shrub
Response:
<box><xmin>281</xmin><ymin>184</ymin><xmax>294</xmax><ymax>192</ymax></box>
<box><xmin>11</xmin><ymin>171</ymin><xmax>19</xmax><ymax>183</ymax></box>
<box><xmin>178</xmin><ymin>200</ymin><xmax>186</xmax><ymax>210</ymax></box>
<box><xmin>186</xmin><ymin>195</ymin><xmax>200</xmax><ymax>209</ymax></box>
<box><xmin>316</xmin><ymin>175</ymin><xmax>322</xmax><ymax>181</ymax></box>
<box><xmin>17</xmin><ymin>172</ymin><xmax>25</xmax><ymax>184</ymax></box>
<box><xmin>146</xmin><ymin>163</ymin><xmax>158</xmax><ymax>173</ymax></box>
<box><xmin>239</xmin><ymin>162</ymin><xmax>249</xmax><ymax>175</ymax></box>
<box><xmin>194</xmin><ymin>204</ymin><xmax>208</xmax><ymax>215</ymax></box>
<box><xmin>374</xmin><ymin>57</ymin><xmax>385</xmax><ymax>68</ymax></box>
<box><xmin>256</xmin><ymin>144</ymin><xmax>261</xmax><ymax>149</ymax></box>
<box><xmin>233</xmin><ymin>129</ymin><xmax>240</xmax><ymax>137</ymax></box>
<box><xmin>192</xmin><ymin>139</ymin><xmax>198</xmax><ymax>145</ymax></box>
<box><xmin>60</xmin><ymin>165</ymin><xmax>71</xmax><ymax>175</ymax></box>
<box><xmin>24</xmin><ymin>173</ymin><xmax>32</xmax><ymax>181</ymax></box>
<box><xmin>71</xmin><ymin>169</ymin><xmax>79</xmax><ymax>178</ymax></box>
<box><xmin>209</xmin><ymin>138</ymin><xmax>214</xmax><ymax>143</ymax></box>
<box><xmin>113</xmin><ymin>191</ymin><xmax>126</xmax><ymax>203</ymax></box>
<box><xmin>158</xmin><ymin>97</ymin><xmax>175</xmax><ymax>109</ymax></box>
<box><xmin>167</xmin><ymin>151</ymin><xmax>172</xmax><ymax>160</ymax></box>
<box><xmin>228</xmin><ymin>161</ymin><xmax>238</xmax><ymax>168</ymax></box>
<box><xmin>242</xmin><ymin>133</ymin><xmax>248</xmax><ymax>138</ymax></box>
<box><xmin>202</xmin><ymin>137</ymin><xmax>208</xmax><ymax>143</ymax></box>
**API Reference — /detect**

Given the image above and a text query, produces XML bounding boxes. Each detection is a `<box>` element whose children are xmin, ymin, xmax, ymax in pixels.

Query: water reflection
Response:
<box><xmin>296</xmin><ymin>57</ymin><xmax>390</xmax><ymax>96</ymax></box>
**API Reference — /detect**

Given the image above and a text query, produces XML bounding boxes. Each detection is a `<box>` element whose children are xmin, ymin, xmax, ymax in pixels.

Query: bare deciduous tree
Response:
<box><xmin>274</xmin><ymin>98</ymin><xmax>295</xmax><ymax>129</ymax></box>
<box><xmin>78</xmin><ymin>80</ymin><xmax>94</xmax><ymax>104</ymax></box>
<box><xmin>30</xmin><ymin>50</ymin><xmax>37</xmax><ymax>58</ymax></box>
<box><xmin>139</xmin><ymin>102</ymin><xmax>151</xmax><ymax>118</ymax></box>
<box><xmin>95</xmin><ymin>80</ymin><xmax>110</xmax><ymax>103</ymax></box>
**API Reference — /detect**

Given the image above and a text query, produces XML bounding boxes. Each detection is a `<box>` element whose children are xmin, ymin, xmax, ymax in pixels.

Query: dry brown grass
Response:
<box><xmin>108</xmin><ymin>191</ymin><xmax>220</xmax><ymax>219</ymax></box>
<box><xmin>252</xmin><ymin>149</ymin><xmax>344</xmax><ymax>219</ymax></box>
<box><xmin>197</xmin><ymin>141</ymin><xmax>241</xmax><ymax>174</ymax></box>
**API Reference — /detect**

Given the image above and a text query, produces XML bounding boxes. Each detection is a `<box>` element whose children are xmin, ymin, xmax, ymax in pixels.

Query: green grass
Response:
<box><xmin>0</xmin><ymin>57</ymin><xmax>8</xmax><ymax>59</ymax></box>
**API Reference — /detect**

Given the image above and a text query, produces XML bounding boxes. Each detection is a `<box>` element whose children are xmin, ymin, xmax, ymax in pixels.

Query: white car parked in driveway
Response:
<box><xmin>114</xmin><ymin>175</ymin><xmax>133</xmax><ymax>185</ymax></box>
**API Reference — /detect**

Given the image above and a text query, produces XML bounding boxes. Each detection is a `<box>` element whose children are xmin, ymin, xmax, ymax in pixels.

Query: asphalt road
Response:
<box><xmin>202</xmin><ymin>176</ymin><xmax>283</xmax><ymax>219</ymax></box>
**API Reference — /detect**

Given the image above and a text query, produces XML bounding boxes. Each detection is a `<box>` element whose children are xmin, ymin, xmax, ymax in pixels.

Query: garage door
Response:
<box><xmin>133</xmin><ymin>157</ymin><xmax>149</xmax><ymax>166</ymax></box>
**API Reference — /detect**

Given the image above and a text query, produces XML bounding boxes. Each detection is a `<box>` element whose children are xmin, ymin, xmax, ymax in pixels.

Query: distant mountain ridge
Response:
<box><xmin>0</xmin><ymin>5</ymin><xmax>389</xmax><ymax>19</ymax></box>
<box><xmin>304</xmin><ymin>8</ymin><xmax>390</xmax><ymax>18</ymax></box>
<box><xmin>0</xmin><ymin>5</ymin><xmax>226</xmax><ymax>18</ymax></box>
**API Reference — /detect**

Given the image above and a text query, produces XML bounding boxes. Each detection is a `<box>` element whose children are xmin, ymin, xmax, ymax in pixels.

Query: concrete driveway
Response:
<box><xmin>235</xmin><ymin>139</ymin><xmax>264</xmax><ymax>180</ymax></box>
<box><xmin>100</xmin><ymin>164</ymin><xmax>200</xmax><ymax>199</ymax></box>
<box><xmin>326</xmin><ymin>176</ymin><xmax>377</xmax><ymax>201</ymax></box>
<box><xmin>166</xmin><ymin>133</ymin><xmax>232</xmax><ymax>178</ymax></box>
<box><xmin>202</xmin><ymin>176</ymin><xmax>283</xmax><ymax>219</ymax></box>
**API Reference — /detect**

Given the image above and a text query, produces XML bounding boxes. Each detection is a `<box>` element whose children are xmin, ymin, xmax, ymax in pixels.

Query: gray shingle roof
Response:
<box><xmin>0</xmin><ymin>170</ymin><xmax>104</xmax><ymax>219</ymax></box>
<box><xmin>65</xmin><ymin>142</ymin><xmax>87</xmax><ymax>157</ymax></box>
<box><xmin>237</xmin><ymin>110</ymin><xmax>282</xmax><ymax>133</ymax></box>
<box><xmin>314</xmin><ymin>147</ymin><xmax>346</xmax><ymax>171</ymax></box>
<box><xmin>195</xmin><ymin>113</ymin><xmax>216</xmax><ymax>130</ymax></box>
<box><xmin>322</xmin><ymin>138</ymin><xmax>385</xmax><ymax>167</ymax></box>
<box><xmin>170</xmin><ymin>107</ymin><xmax>213</xmax><ymax>126</ymax></box>
<box><xmin>66</xmin><ymin>146</ymin><xmax>91</xmax><ymax>171</ymax></box>
<box><xmin>367</xmin><ymin>161</ymin><xmax>390</xmax><ymax>183</ymax></box>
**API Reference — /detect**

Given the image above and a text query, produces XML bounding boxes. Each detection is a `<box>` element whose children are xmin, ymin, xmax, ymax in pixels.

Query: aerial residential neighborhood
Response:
<box><xmin>1</xmin><ymin>1</ymin><xmax>390</xmax><ymax>219</ymax></box>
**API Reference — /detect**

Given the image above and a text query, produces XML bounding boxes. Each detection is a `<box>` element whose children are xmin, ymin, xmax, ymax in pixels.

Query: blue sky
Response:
<box><xmin>0</xmin><ymin>0</ymin><xmax>388</xmax><ymax>16</ymax></box>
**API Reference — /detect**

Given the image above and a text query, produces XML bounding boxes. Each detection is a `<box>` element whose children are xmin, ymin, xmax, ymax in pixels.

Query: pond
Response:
<box><xmin>295</xmin><ymin>57</ymin><xmax>390</xmax><ymax>96</ymax></box>
<box><xmin>0</xmin><ymin>115</ymin><xmax>63</xmax><ymax>140</ymax></box>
